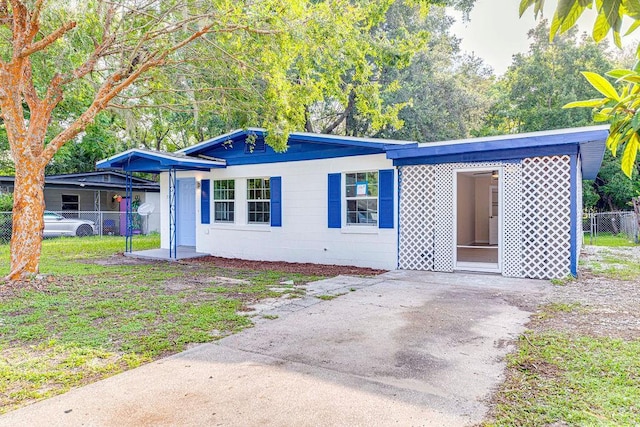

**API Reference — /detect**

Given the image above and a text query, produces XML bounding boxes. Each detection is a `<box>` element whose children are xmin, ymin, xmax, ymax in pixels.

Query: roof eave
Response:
<box><xmin>96</xmin><ymin>149</ymin><xmax>226</xmax><ymax>173</ymax></box>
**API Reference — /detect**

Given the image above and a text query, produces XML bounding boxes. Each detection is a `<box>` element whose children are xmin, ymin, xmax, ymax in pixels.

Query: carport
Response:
<box><xmin>96</xmin><ymin>149</ymin><xmax>225</xmax><ymax>258</ymax></box>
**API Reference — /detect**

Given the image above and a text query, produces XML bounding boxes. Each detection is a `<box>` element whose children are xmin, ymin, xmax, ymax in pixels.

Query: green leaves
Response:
<box><xmin>581</xmin><ymin>71</ymin><xmax>620</xmax><ymax>100</ymax></box>
<box><xmin>563</xmin><ymin>69</ymin><xmax>640</xmax><ymax>178</ymax></box>
<box><xmin>622</xmin><ymin>132</ymin><xmax>640</xmax><ymax>177</ymax></box>
<box><xmin>563</xmin><ymin>98</ymin><xmax>608</xmax><ymax>108</ymax></box>
<box><xmin>520</xmin><ymin>0</ymin><xmax>637</xmax><ymax>47</ymax></box>
<box><xmin>519</xmin><ymin>0</ymin><xmax>544</xmax><ymax>18</ymax></box>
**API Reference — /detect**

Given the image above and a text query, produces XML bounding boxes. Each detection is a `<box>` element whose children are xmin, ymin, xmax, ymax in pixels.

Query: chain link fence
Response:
<box><xmin>0</xmin><ymin>211</ymin><xmax>11</xmax><ymax>243</ymax></box>
<box><xmin>0</xmin><ymin>211</ymin><xmax>160</xmax><ymax>244</ymax></box>
<box><xmin>583</xmin><ymin>211</ymin><xmax>639</xmax><ymax>245</ymax></box>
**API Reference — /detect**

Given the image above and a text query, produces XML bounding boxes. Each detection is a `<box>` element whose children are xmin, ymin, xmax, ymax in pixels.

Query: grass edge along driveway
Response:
<box><xmin>0</xmin><ymin>236</ymin><xmax>329</xmax><ymax>414</ymax></box>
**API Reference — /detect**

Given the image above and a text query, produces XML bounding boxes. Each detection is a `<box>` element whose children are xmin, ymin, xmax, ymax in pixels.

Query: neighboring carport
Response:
<box><xmin>96</xmin><ymin>148</ymin><xmax>225</xmax><ymax>258</ymax></box>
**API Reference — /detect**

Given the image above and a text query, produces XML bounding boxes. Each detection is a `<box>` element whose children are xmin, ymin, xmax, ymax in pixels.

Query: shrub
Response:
<box><xmin>0</xmin><ymin>192</ymin><xmax>13</xmax><ymax>211</ymax></box>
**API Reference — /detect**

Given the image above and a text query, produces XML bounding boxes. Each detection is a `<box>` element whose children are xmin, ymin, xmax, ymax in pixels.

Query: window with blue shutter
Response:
<box><xmin>378</xmin><ymin>169</ymin><xmax>394</xmax><ymax>229</ymax></box>
<box><xmin>270</xmin><ymin>176</ymin><xmax>282</xmax><ymax>227</ymax></box>
<box><xmin>201</xmin><ymin>179</ymin><xmax>211</xmax><ymax>224</ymax></box>
<box><xmin>328</xmin><ymin>173</ymin><xmax>341</xmax><ymax>228</ymax></box>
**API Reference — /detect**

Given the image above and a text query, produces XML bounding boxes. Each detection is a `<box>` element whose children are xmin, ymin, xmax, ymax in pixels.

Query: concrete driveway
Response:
<box><xmin>0</xmin><ymin>271</ymin><xmax>550</xmax><ymax>427</ymax></box>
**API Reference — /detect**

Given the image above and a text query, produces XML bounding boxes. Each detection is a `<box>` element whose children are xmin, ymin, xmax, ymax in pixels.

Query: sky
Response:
<box><xmin>449</xmin><ymin>0</ymin><xmax>600</xmax><ymax>75</ymax></box>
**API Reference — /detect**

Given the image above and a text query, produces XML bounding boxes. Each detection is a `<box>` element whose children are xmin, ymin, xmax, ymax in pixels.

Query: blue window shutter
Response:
<box><xmin>378</xmin><ymin>169</ymin><xmax>394</xmax><ymax>229</ymax></box>
<box><xmin>270</xmin><ymin>176</ymin><xmax>282</xmax><ymax>227</ymax></box>
<box><xmin>328</xmin><ymin>173</ymin><xmax>341</xmax><ymax>228</ymax></box>
<box><xmin>201</xmin><ymin>179</ymin><xmax>211</xmax><ymax>225</ymax></box>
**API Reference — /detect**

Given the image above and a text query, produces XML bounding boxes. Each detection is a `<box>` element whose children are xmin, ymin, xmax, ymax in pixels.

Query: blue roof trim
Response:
<box><xmin>178</xmin><ymin>128</ymin><xmax>265</xmax><ymax>156</ymax></box>
<box><xmin>224</xmin><ymin>146</ymin><xmax>383</xmax><ymax>165</ymax></box>
<box><xmin>392</xmin><ymin>144</ymin><xmax>579</xmax><ymax>167</ymax></box>
<box><xmin>188</xmin><ymin>132</ymin><xmax>387</xmax><ymax>166</ymax></box>
<box><xmin>179</xmin><ymin>128</ymin><xmax>417</xmax><ymax>159</ymax></box>
<box><xmin>387</xmin><ymin>126</ymin><xmax>609</xmax><ymax>176</ymax></box>
<box><xmin>99</xmin><ymin>126</ymin><xmax>608</xmax><ymax>175</ymax></box>
<box><xmin>96</xmin><ymin>149</ymin><xmax>226</xmax><ymax>173</ymax></box>
<box><xmin>288</xmin><ymin>132</ymin><xmax>416</xmax><ymax>150</ymax></box>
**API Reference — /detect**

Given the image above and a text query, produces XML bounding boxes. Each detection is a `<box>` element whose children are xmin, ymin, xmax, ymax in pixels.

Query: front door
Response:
<box><xmin>454</xmin><ymin>169</ymin><xmax>501</xmax><ymax>273</ymax></box>
<box><xmin>177</xmin><ymin>178</ymin><xmax>196</xmax><ymax>247</ymax></box>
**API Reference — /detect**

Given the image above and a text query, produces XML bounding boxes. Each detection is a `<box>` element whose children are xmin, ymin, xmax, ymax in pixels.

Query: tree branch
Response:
<box><xmin>24</xmin><ymin>0</ymin><xmax>44</xmax><ymax>42</ymax></box>
<box><xmin>21</xmin><ymin>57</ymin><xmax>38</xmax><ymax>111</ymax></box>
<box><xmin>39</xmin><ymin>8</ymin><xmax>282</xmax><ymax>165</ymax></box>
<box><xmin>19</xmin><ymin>20</ymin><xmax>76</xmax><ymax>58</ymax></box>
<box><xmin>9</xmin><ymin>0</ymin><xmax>27</xmax><ymax>56</ymax></box>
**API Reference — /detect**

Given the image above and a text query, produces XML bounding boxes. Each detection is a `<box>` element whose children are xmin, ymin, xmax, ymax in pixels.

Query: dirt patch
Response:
<box><xmin>184</xmin><ymin>256</ymin><xmax>387</xmax><ymax>277</ymax></box>
<box><xmin>89</xmin><ymin>253</ymin><xmax>386</xmax><ymax>277</ymax></box>
<box><xmin>531</xmin><ymin>246</ymin><xmax>640</xmax><ymax>340</ymax></box>
<box><xmin>92</xmin><ymin>255</ymin><xmax>160</xmax><ymax>266</ymax></box>
<box><xmin>0</xmin><ymin>275</ymin><xmax>58</xmax><ymax>298</ymax></box>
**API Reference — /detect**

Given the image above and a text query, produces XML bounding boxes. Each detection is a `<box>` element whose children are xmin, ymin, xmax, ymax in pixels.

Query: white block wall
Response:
<box><xmin>159</xmin><ymin>154</ymin><xmax>398</xmax><ymax>270</ymax></box>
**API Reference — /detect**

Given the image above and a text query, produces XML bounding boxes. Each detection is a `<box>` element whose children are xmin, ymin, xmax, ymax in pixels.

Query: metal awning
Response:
<box><xmin>96</xmin><ymin>148</ymin><xmax>226</xmax><ymax>173</ymax></box>
<box><xmin>96</xmin><ymin>148</ymin><xmax>225</xmax><ymax>260</ymax></box>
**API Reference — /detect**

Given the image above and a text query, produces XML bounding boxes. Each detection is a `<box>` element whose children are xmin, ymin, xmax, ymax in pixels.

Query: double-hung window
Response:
<box><xmin>247</xmin><ymin>178</ymin><xmax>270</xmax><ymax>224</ymax></box>
<box><xmin>213</xmin><ymin>180</ymin><xmax>235</xmax><ymax>223</ymax></box>
<box><xmin>345</xmin><ymin>171</ymin><xmax>378</xmax><ymax>226</ymax></box>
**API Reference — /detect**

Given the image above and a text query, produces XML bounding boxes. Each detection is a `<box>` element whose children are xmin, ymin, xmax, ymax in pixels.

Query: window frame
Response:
<box><xmin>61</xmin><ymin>194</ymin><xmax>80</xmax><ymax>217</ymax></box>
<box><xmin>345</xmin><ymin>171</ymin><xmax>378</xmax><ymax>227</ymax></box>
<box><xmin>213</xmin><ymin>179</ymin><xmax>235</xmax><ymax>223</ymax></box>
<box><xmin>247</xmin><ymin>178</ymin><xmax>271</xmax><ymax>224</ymax></box>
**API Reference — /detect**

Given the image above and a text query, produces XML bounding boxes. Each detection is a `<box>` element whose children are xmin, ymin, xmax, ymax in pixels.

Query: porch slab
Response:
<box><xmin>124</xmin><ymin>246</ymin><xmax>208</xmax><ymax>261</ymax></box>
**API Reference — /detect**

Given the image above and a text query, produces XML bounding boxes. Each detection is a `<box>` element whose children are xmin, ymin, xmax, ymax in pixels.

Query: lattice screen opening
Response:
<box><xmin>398</xmin><ymin>156</ymin><xmax>574</xmax><ymax>280</ymax></box>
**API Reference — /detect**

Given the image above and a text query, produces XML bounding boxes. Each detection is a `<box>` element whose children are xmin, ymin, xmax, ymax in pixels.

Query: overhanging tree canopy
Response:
<box><xmin>0</xmin><ymin>0</ymin><xmax>468</xmax><ymax>281</ymax></box>
<box><xmin>520</xmin><ymin>0</ymin><xmax>640</xmax><ymax>178</ymax></box>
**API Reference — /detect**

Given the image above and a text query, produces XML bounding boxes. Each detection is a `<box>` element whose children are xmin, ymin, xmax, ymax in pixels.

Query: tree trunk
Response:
<box><xmin>7</xmin><ymin>157</ymin><xmax>46</xmax><ymax>281</ymax></box>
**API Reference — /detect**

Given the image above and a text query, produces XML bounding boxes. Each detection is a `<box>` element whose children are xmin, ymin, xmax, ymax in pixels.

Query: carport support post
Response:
<box><xmin>125</xmin><ymin>172</ymin><xmax>133</xmax><ymax>253</ymax></box>
<box><xmin>169</xmin><ymin>168</ymin><xmax>177</xmax><ymax>259</ymax></box>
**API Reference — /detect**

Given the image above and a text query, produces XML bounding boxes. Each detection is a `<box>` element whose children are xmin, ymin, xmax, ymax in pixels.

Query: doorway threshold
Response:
<box><xmin>455</xmin><ymin>261</ymin><xmax>501</xmax><ymax>274</ymax></box>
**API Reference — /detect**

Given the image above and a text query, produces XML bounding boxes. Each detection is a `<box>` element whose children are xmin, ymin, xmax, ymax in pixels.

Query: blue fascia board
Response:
<box><xmin>387</xmin><ymin>128</ymin><xmax>608</xmax><ymax>161</ymax></box>
<box><xmin>224</xmin><ymin>146</ymin><xmax>383</xmax><ymax>166</ymax></box>
<box><xmin>191</xmin><ymin>133</ymin><xmax>385</xmax><ymax>165</ymax></box>
<box><xmin>384</xmin><ymin>142</ymin><xmax>419</xmax><ymax>151</ymax></box>
<box><xmin>288</xmin><ymin>133</ymin><xmax>390</xmax><ymax>150</ymax></box>
<box><xmin>97</xmin><ymin>150</ymin><xmax>225</xmax><ymax>173</ymax></box>
<box><xmin>179</xmin><ymin>129</ymin><xmax>265</xmax><ymax>155</ymax></box>
<box><xmin>391</xmin><ymin>144</ymin><xmax>579</xmax><ymax>166</ymax></box>
<box><xmin>182</xmin><ymin>129</ymin><xmax>412</xmax><ymax>159</ymax></box>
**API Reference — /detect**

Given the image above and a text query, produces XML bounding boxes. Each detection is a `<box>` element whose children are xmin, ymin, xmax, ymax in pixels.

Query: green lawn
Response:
<box><xmin>488</xmin><ymin>330</ymin><xmax>640</xmax><ymax>426</ymax></box>
<box><xmin>0</xmin><ymin>236</ymin><xmax>324</xmax><ymax>413</ymax></box>
<box><xmin>486</xmin><ymin>248</ymin><xmax>640</xmax><ymax>426</ymax></box>
<box><xmin>584</xmin><ymin>232</ymin><xmax>639</xmax><ymax>247</ymax></box>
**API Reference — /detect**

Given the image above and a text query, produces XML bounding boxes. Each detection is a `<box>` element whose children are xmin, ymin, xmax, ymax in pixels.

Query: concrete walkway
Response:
<box><xmin>0</xmin><ymin>271</ymin><xmax>550</xmax><ymax>427</ymax></box>
<box><xmin>123</xmin><ymin>246</ymin><xmax>208</xmax><ymax>261</ymax></box>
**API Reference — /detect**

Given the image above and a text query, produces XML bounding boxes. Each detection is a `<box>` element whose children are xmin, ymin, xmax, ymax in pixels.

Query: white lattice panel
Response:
<box><xmin>433</xmin><ymin>163</ymin><xmax>454</xmax><ymax>272</ymax></box>
<box><xmin>520</xmin><ymin>155</ymin><xmax>571</xmax><ymax>279</ymax></box>
<box><xmin>398</xmin><ymin>166</ymin><xmax>436</xmax><ymax>270</ymax></box>
<box><xmin>501</xmin><ymin>161</ymin><xmax>523</xmax><ymax>277</ymax></box>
